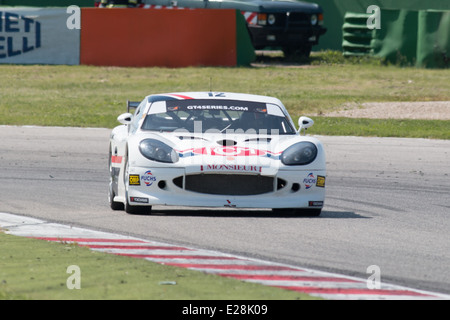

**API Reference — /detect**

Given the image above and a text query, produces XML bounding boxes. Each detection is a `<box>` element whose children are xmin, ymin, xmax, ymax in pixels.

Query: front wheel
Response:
<box><xmin>124</xmin><ymin>193</ymin><xmax>152</xmax><ymax>215</ymax></box>
<box><xmin>109</xmin><ymin>184</ymin><xmax>124</xmax><ymax>211</ymax></box>
<box><xmin>123</xmin><ymin>154</ymin><xmax>152</xmax><ymax>215</ymax></box>
<box><xmin>109</xmin><ymin>146</ymin><xmax>124</xmax><ymax>211</ymax></box>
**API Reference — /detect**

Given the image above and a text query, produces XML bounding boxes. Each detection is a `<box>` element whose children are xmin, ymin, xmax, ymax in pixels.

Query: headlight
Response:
<box><xmin>139</xmin><ymin>139</ymin><xmax>179</xmax><ymax>163</ymax></box>
<box><xmin>281</xmin><ymin>142</ymin><xmax>318</xmax><ymax>166</ymax></box>
<box><xmin>311</xmin><ymin>14</ymin><xmax>318</xmax><ymax>25</ymax></box>
<box><xmin>268</xmin><ymin>14</ymin><xmax>276</xmax><ymax>25</ymax></box>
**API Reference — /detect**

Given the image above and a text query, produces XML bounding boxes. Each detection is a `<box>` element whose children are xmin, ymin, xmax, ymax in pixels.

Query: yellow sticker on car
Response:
<box><xmin>129</xmin><ymin>174</ymin><xmax>140</xmax><ymax>185</ymax></box>
<box><xmin>316</xmin><ymin>175</ymin><xmax>325</xmax><ymax>188</ymax></box>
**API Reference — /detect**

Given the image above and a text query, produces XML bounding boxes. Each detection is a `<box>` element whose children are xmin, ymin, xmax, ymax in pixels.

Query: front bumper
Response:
<box><xmin>126</xmin><ymin>166</ymin><xmax>326</xmax><ymax>209</ymax></box>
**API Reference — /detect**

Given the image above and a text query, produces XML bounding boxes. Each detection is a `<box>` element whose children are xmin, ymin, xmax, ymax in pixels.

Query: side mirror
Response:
<box><xmin>298</xmin><ymin>116</ymin><xmax>314</xmax><ymax>134</ymax></box>
<box><xmin>117</xmin><ymin>113</ymin><xmax>133</xmax><ymax>125</ymax></box>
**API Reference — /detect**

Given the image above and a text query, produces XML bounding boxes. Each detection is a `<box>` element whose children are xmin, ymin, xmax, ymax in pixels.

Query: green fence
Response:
<box><xmin>416</xmin><ymin>10</ymin><xmax>450</xmax><ymax>68</ymax></box>
<box><xmin>342</xmin><ymin>12</ymin><xmax>372</xmax><ymax>57</ymax></box>
<box><xmin>303</xmin><ymin>0</ymin><xmax>450</xmax><ymax>52</ymax></box>
<box><xmin>367</xmin><ymin>8</ymin><xmax>450</xmax><ymax>68</ymax></box>
<box><xmin>370</xmin><ymin>9</ymin><xmax>420</xmax><ymax>65</ymax></box>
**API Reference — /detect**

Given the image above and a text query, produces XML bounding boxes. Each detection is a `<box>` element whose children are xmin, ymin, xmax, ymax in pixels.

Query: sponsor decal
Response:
<box><xmin>166</xmin><ymin>99</ymin><xmax>266</xmax><ymax>113</ymax></box>
<box><xmin>309</xmin><ymin>201</ymin><xmax>323</xmax><ymax>207</ymax></box>
<box><xmin>193</xmin><ymin>146</ymin><xmax>266</xmax><ymax>157</ymax></box>
<box><xmin>316</xmin><ymin>175</ymin><xmax>326</xmax><ymax>188</ymax></box>
<box><xmin>201</xmin><ymin>164</ymin><xmax>262</xmax><ymax>173</ymax></box>
<box><xmin>185</xmin><ymin>104</ymin><xmax>249</xmax><ymax>111</ymax></box>
<box><xmin>177</xmin><ymin>146</ymin><xmax>282</xmax><ymax>160</ymax></box>
<box><xmin>303</xmin><ymin>172</ymin><xmax>316</xmax><ymax>189</ymax></box>
<box><xmin>130</xmin><ymin>197</ymin><xmax>149</xmax><ymax>204</ymax></box>
<box><xmin>141</xmin><ymin>170</ymin><xmax>157</xmax><ymax>186</ymax></box>
<box><xmin>0</xmin><ymin>11</ymin><xmax>41</xmax><ymax>59</ymax></box>
<box><xmin>129</xmin><ymin>174</ymin><xmax>140</xmax><ymax>186</ymax></box>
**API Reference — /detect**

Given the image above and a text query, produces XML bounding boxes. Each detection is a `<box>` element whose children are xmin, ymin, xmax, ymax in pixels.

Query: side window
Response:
<box><xmin>130</xmin><ymin>100</ymin><xmax>146</xmax><ymax>134</ymax></box>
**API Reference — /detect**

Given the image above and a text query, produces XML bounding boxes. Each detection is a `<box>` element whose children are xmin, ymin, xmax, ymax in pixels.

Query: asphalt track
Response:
<box><xmin>0</xmin><ymin>126</ymin><xmax>449</xmax><ymax>295</ymax></box>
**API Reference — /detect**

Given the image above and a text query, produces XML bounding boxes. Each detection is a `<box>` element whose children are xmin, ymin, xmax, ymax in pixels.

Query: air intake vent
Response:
<box><xmin>174</xmin><ymin>174</ymin><xmax>274</xmax><ymax>195</ymax></box>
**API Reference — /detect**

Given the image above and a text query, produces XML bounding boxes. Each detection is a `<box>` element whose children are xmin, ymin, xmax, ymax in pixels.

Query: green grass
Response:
<box><xmin>0</xmin><ymin>51</ymin><xmax>449</xmax><ymax>139</ymax></box>
<box><xmin>312</xmin><ymin>117</ymin><xmax>450</xmax><ymax>140</ymax></box>
<box><xmin>0</xmin><ymin>232</ymin><xmax>314</xmax><ymax>300</ymax></box>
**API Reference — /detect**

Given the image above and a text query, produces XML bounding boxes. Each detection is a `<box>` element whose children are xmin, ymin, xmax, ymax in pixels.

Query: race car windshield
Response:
<box><xmin>141</xmin><ymin>99</ymin><xmax>296</xmax><ymax>135</ymax></box>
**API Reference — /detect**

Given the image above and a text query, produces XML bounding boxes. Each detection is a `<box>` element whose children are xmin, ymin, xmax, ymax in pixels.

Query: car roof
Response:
<box><xmin>145</xmin><ymin>92</ymin><xmax>286</xmax><ymax>110</ymax></box>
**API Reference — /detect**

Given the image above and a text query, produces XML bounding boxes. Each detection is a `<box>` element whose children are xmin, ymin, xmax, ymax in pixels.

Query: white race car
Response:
<box><xmin>109</xmin><ymin>92</ymin><xmax>326</xmax><ymax>216</ymax></box>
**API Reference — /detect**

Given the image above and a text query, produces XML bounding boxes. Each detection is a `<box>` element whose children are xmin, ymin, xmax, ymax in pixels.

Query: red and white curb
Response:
<box><xmin>1</xmin><ymin>212</ymin><xmax>449</xmax><ymax>300</ymax></box>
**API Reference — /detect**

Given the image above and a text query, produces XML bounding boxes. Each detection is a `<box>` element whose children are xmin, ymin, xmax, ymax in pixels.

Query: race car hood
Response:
<box><xmin>132</xmin><ymin>131</ymin><xmax>323</xmax><ymax>175</ymax></box>
<box><xmin>173</xmin><ymin>132</ymin><xmax>282</xmax><ymax>175</ymax></box>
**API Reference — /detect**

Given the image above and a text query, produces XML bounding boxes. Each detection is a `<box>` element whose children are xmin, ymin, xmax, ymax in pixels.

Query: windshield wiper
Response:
<box><xmin>220</xmin><ymin>124</ymin><xmax>232</xmax><ymax>133</ymax></box>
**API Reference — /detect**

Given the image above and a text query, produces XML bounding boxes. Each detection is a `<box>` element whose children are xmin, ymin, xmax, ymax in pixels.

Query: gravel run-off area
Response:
<box><xmin>320</xmin><ymin>101</ymin><xmax>450</xmax><ymax>120</ymax></box>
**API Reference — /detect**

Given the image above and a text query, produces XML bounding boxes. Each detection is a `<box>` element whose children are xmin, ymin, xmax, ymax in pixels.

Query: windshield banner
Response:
<box><xmin>166</xmin><ymin>99</ymin><xmax>267</xmax><ymax>113</ymax></box>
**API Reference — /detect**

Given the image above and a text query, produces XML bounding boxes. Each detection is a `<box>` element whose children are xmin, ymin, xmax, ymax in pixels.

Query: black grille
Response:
<box><xmin>174</xmin><ymin>174</ymin><xmax>275</xmax><ymax>195</ymax></box>
<box><xmin>287</xmin><ymin>12</ymin><xmax>310</xmax><ymax>27</ymax></box>
<box><xmin>274</xmin><ymin>12</ymin><xmax>310</xmax><ymax>28</ymax></box>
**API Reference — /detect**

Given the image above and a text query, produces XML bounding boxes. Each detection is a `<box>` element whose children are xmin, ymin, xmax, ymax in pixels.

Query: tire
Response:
<box><xmin>109</xmin><ymin>146</ymin><xmax>124</xmax><ymax>211</ymax></box>
<box><xmin>282</xmin><ymin>45</ymin><xmax>312</xmax><ymax>61</ymax></box>
<box><xmin>124</xmin><ymin>196</ymin><xmax>152</xmax><ymax>215</ymax></box>
<box><xmin>125</xmin><ymin>200</ymin><xmax>152</xmax><ymax>215</ymax></box>
<box><xmin>109</xmin><ymin>184</ymin><xmax>124</xmax><ymax>211</ymax></box>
